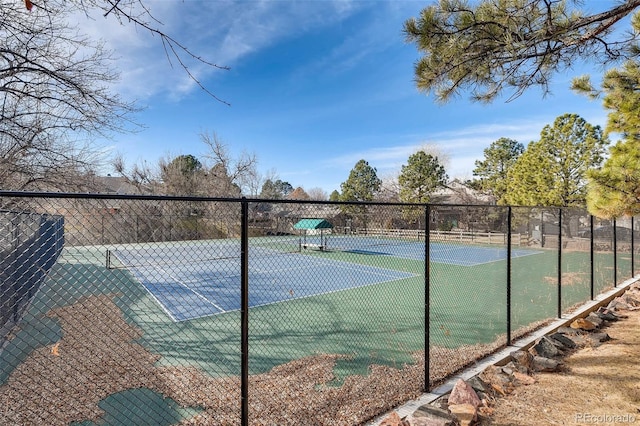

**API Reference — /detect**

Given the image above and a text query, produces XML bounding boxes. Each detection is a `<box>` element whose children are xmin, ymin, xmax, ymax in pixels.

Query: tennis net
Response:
<box><xmin>325</xmin><ymin>234</ymin><xmax>424</xmax><ymax>253</ymax></box>
<box><xmin>105</xmin><ymin>239</ymin><xmax>303</xmax><ymax>270</ymax></box>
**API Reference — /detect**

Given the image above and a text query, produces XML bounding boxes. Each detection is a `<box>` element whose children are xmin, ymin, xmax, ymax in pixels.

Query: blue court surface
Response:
<box><xmin>429</xmin><ymin>242</ymin><xmax>541</xmax><ymax>266</ymax></box>
<box><xmin>326</xmin><ymin>236</ymin><xmax>541</xmax><ymax>266</ymax></box>
<box><xmin>110</xmin><ymin>243</ymin><xmax>416</xmax><ymax>322</ymax></box>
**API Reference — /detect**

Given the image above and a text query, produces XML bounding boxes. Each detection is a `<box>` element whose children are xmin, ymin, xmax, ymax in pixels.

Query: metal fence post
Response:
<box><xmin>613</xmin><ymin>218</ymin><xmax>618</xmax><ymax>287</ymax></box>
<box><xmin>632</xmin><ymin>217</ymin><xmax>635</xmax><ymax>278</ymax></box>
<box><xmin>424</xmin><ymin>204</ymin><xmax>431</xmax><ymax>392</ymax></box>
<box><xmin>240</xmin><ymin>198</ymin><xmax>249</xmax><ymax>426</ymax></box>
<box><xmin>557</xmin><ymin>209</ymin><xmax>562</xmax><ymax>318</ymax></box>
<box><xmin>506</xmin><ymin>207</ymin><xmax>512</xmax><ymax>345</ymax></box>
<box><xmin>590</xmin><ymin>215</ymin><xmax>594</xmax><ymax>300</ymax></box>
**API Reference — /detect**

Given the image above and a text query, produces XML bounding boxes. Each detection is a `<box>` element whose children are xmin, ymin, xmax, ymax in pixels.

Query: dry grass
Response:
<box><xmin>543</xmin><ymin>272</ymin><xmax>589</xmax><ymax>286</ymax></box>
<box><xmin>480</xmin><ymin>307</ymin><xmax>640</xmax><ymax>425</ymax></box>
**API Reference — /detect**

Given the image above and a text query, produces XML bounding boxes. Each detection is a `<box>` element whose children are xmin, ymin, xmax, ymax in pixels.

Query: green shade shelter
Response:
<box><xmin>293</xmin><ymin>219</ymin><xmax>332</xmax><ymax>250</ymax></box>
<box><xmin>293</xmin><ymin>218</ymin><xmax>333</xmax><ymax>230</ymax></box>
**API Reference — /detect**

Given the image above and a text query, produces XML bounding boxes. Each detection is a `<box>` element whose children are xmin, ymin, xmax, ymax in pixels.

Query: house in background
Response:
<box><xmin>91</xmin><ymin>175</ymin><xmax>142</xmax><ymax>195</ymax></box>
<box><xmin>431</xmin><ymin>179</ymin><xmax>495</xmax><ymax>205</ymax></box>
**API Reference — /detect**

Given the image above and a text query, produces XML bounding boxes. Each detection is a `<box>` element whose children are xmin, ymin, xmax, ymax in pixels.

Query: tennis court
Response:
<box><xmin>326</xmin><ymin>235</ymin><xmax>542</xmax><ymax>266</ymax></box>
<box><xmin>108</xmin><ymin>240</ymin><xmax>416</xmax><ymax>321</ymax></box>
<box><xmin>107</xmin><ymin>236</ymin><xmax>543</xmax><ymax>322</ymax></box>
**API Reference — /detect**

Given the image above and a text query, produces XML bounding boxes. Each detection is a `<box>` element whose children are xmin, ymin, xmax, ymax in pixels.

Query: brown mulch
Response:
<box><xmin>0</xmin><ymin>289</ymin><xmax>600</xmax><ymax>426</ymax></box>
<box><xmin>0</xmin><ymin>293</ymin><xmax>432</xmax><ymax>425</ymax></box>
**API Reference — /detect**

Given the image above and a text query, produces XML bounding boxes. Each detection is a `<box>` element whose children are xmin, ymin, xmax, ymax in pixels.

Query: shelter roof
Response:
<box><xmin>293</xmin><ymin>218</ymin><xmax>333</xmax><ymax>230</ymax></box>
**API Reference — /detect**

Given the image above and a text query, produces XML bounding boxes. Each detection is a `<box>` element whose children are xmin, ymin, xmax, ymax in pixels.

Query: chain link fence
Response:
<box><xmin>0</xmin><ymin>192</ymin><xmax>636</xmax><ymax>425</ymax></box>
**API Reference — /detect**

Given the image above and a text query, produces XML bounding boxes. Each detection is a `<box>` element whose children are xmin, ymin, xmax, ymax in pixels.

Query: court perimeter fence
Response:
<box><xmin>0</xmin><ymin>191</ymin><xmax>637</xmax><ymax>425</ymax></box>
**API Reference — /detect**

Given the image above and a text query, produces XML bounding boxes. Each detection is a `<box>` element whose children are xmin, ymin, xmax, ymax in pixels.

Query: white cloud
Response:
<box><xmin>323</xmin><ymin>115</ymin><xmax>592</xmax><ymax>181</ymax></box>
<box><xmin>73</xmin><ymin>1</ymin><xmax>367</xmax><ymax>101</ymax></box>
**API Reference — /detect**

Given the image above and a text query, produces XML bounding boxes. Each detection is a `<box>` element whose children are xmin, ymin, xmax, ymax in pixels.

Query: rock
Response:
<box><xmin>570</xmin><ymin>318</ymin><xmax>597</xmax><ymax>331</ymax></box>
<box><xmin>467</xmin><ymin>376</ymin><xmax>490</xmax><ymax>394</ymax></box>
<box><xmin>564</xmin><ymin>333</ymin><xmax>593</xmax><ymax>348</ymax></box>
<box><xmin>595</xmin><ymin>308</ymin><xmax>621</xmax><ymax>321</ymax></box>
<box><xmin>596</xmin><ymin>307</ymin><xmax>628</xmax><ymax>321</ymax></box>
<box><xmin>556</xmin><ymin>326</ymin><xmax>582</xmax><ymax>336</ymax></box>
<box><xmin>607</xmin><ymin>294</ymin><xmax>640</xmax><ymax>311</ymax></box>
<box><xmin>548</xmin><ymin>332</ymin><xmax>577</xmax><ymax>349</ymax></box>
<box><xmin>512</xmin><ymin>371</ymin><xmax>536</xmax><ymax>386</ymax></box>
<box><xmin>500</xmin><ymin>361</ymin><xmax>518</xmax><ymax>376</ymax></box>
<box><xmin>448</xmin><ymin>403</ymin><xmax>477</xmax><ymax>426</ymax></box>
<box><xmin>379</xmin><ymin>411</ymin><xmax>410</xmax><ymax>426</ymax></box>
<box><xmin>529</xmin><ymin>336</ymin><xmax>561</xmax><ymax>358</ymax></box>
<box><xmin>406</xmin><ymin>414</ymin><xmax>455</xmax><ymax>426</ymax></box>
<box><xmin>510</xmin><ymin>350</ymin><xmax>533</xmax><ymax>373</ymax></box>
<box><xmin>607</xmin><ymin>297</ymin><xmax>630</xmax><ymax>310</ymax></box>
<box><xmin>412</xmin><ymin>404</ymin><xmax>457</xmax><ymax>426</ymax></box>
<box><xmin>448</xmin><ymin>379</ymin><xmax>481</xmax><ymax>408</ymax></box>
<box><xmin>586</xmin><ymin>312</ymin><xmax>604</xmax><ymax>327</ymax></box>
<box><xmin>531</xmin><ymin>356</ymin><xmax>563</xmax><ymax>372</ymax></box>
<box><xmin>587</xmin><ymin>332</ymin><xmax>611</xmax><ymax>347</ymax></box>
<box><xmin>480</xmin><ymin>365</ymin><xmax>512</xmax><ymax>388</ymax></box>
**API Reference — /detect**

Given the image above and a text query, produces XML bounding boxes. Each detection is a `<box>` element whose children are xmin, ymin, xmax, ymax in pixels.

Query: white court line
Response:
<box><xmin>118</xmin><ymin>270</ymin><xmax>178</xmax><ymax>322</ymax></box>
<box><xmin>120</xmin><ymin>248</ymin><xmax>419</xmax><ymax>322</ymax></box>
<box><xmin>251</xmin><ymin>253</ymin><xmax>416</xmax><ymax>280</ymax></box>
<box><xmin>111</xmin><ymin>250</ymin><xmax>180</xmax><ymax>322</ymax></box>
<box><xmin>431</xmin><ymin>250</ymin><xmax>543</xmax><ymax>266</ymax></box>
<box><xmin>157</xmin><ymin>265</ymin><xmax>227</xmax><ymax>315</ymax></box>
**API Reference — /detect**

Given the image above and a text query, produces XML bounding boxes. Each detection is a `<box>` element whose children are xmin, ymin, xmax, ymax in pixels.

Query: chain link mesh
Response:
<box><xmin>0</xmin><ymin>194</ymin><xmax>635</xmax><ymax>425</ymax></box>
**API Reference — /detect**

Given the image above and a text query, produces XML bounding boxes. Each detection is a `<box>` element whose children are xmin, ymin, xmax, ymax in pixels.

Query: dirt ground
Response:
<box><xmin>480</xmin><ymin>307</ymin><xmax>640</xmax><ymax>425</ymax></box>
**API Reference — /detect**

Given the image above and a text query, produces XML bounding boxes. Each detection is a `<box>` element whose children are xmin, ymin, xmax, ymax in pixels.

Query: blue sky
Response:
<box><xmin>86</xmin><ymin>0</ymin><xmax>612</xmax><ymax>195</ymax></box>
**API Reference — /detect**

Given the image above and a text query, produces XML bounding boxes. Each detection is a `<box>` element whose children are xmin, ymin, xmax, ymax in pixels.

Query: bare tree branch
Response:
<box><xmin>1</xmin><ymin>1</ymin><xmax>138</xmax><ymax>190</ymax></box>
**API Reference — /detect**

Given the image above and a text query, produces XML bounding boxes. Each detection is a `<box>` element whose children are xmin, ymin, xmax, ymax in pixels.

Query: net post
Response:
<box><xmin>106</xmin><ymin>249</ymin><xmax>111</xmax><ymax>270</ymax></box>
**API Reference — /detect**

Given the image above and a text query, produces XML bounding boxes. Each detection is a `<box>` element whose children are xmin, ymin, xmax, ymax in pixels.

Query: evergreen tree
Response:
<box><xmin>339</xmin><ymin>160</ymin><xmax>381</xmax><ymax>227</ymax></box>
<box><xmin>574</xmin><ymin>61</ymin><xmax>640</xmax><ymax>217</ymax></box>
<box><xmin>504</xmin><ymin>114</ymin><xmax>608</xmax><ymax>207</ymax></box>
<box><xmin>404</xmin><ymin>0</ymin><xmax>640</xmax><ymax>102</ymax></box>
<box><xmin>339</xmin><ymin>160</ymin><xmax>381</xmax><ymax>203</ymax></box>
<box><xmin>587</xmin><ymin>140</ymin><xmax>640</xmax><ymax>217</ymax></box>
<box><xmin>398</xmin><ymin>151</ymin><xmax>448</xmax><ymax>204</ymax></box>
<box><xmin>260</xmin><ymin>179</ymin><xmax>294</xmax><ymax>199</ymax></box>
<box><xmin>471</xmin><ymin>138</ymin><xmax>524</xmax><ymax>204</ymax></box>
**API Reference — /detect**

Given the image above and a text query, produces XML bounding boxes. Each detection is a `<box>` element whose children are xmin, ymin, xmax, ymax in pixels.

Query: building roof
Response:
<box><xmin>293</xmin><ymin>218</ymin><xmax>333</xmax><ymax>230</ymax></box>
<box><xmin>93</xmin><ymin>176</ymin><xmax>141</xmax><ymax>195</ymax></box>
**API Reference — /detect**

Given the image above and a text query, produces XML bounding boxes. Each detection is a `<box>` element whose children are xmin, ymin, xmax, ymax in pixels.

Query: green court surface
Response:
<box><xmin>0</xmin><ymin>241</ymin><xmax>625</xmax><ymax>389</ymax></box>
